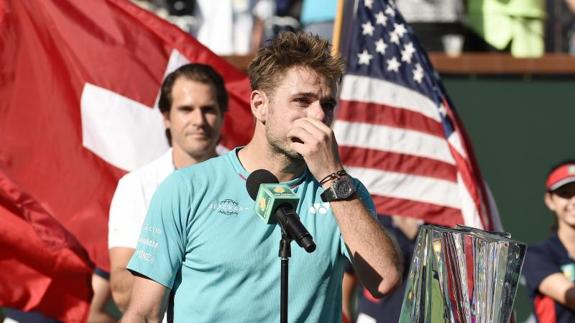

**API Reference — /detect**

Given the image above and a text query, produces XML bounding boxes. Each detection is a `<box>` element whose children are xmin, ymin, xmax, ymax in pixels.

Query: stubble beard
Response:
<box><xmin>267</xmin><ymin>132</ymin><xmax>304</xmax><ymax>166</ymax></box>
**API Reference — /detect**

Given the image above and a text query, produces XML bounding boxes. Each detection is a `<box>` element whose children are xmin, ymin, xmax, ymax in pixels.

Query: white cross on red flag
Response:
<box><xmin>0</xmin><ymin>0</ymin><xmax>252</xmax><ymax>320</ymax></box>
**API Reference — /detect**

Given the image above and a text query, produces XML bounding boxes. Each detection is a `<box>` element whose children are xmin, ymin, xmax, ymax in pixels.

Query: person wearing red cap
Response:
<box><xmin>523</xmin><ymin>160</ymin><xmax>575</xmax><ymax>323</ymax></box>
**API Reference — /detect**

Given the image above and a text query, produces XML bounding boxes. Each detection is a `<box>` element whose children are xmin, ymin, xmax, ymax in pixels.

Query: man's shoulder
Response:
<box><xmin>185</xmin><ymin>152</ymin><xmax>228</xmax><ymax>170</ymax></box>
<box><xmin>118</xmin><ymin>150</ymin><xmax>173</xmax><ymax>186</ymax></box>
<box><xmin>177</xmin><ymin>150</ymin><xmax>235</xmax><ymax>176</ymax></box>
<box><xmin>157</xmin><ymin>152</ymin><xmax>235</xmax><ymax>191</ymax></box>
<box><xmin>153</xmin><ymin>151</ymin><xmax>239</xmax><ymax>202</ymax></box>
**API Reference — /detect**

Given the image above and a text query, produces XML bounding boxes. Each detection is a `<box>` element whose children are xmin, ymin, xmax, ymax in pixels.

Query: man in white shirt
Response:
<box><xmin>107</xmin><ymin>63</ymin><xmax>227</xmax><ymax>313</ymax></box>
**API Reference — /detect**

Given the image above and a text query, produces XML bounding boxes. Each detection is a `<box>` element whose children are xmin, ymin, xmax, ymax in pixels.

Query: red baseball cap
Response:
<box><xmin>546</xmin><ymin>163</ymin><xmax>575</xmax><ymax>191</ymax></box>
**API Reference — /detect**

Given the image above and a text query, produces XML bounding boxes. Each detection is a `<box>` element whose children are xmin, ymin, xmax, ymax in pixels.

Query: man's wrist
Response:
<box><xmin>321</xmin><ymin>178</ymin><xmax>336</xmax><ymax>189</ymax></box>
<box><xmin>320</xmin><ymin>171</ymin><xmax>357</xmax><ymax>202</ymax></box>
<box><xmin>319</xmin><ymin>169</ymin><xmax>348</xmax><ymax>186</ymax></box>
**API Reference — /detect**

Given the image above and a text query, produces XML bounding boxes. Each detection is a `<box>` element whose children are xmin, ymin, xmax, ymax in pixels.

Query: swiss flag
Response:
<box><xmin>0</xmin><ymin>171</ymin><xmax>93</xmax><ymax>322</ymax></box>
<box><xmin>0</xmin><ymin>0</ymin><xmax>253</xmax><ymax>319</ymax></box>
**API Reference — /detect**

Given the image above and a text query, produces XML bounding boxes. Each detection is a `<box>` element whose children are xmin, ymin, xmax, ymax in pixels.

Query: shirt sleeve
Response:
<box><xmin>127</xmin><ymin>172</ymin><xmax>191</xmax><ymax>289</ymax></box>
<box><xmin>108</xmin><ymin>174</ymin><xmax>147</xmax><ymax>249</ymax></box>
<box><xmin>523</xmin><ymin>243</ymin><xmax>561</xmax><ymax>295</ymax></box>
<box><xmin>340</xmin><ymin>179</ymin><xmax>377</xmax><ymax>260</ymax></box>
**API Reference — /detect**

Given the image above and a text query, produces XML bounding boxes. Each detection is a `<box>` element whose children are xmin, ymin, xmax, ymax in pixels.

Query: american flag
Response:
<box><xmin>334</xmin><ymin>0</ymin><xmax>494</xmax><ymax>230</ymax></box>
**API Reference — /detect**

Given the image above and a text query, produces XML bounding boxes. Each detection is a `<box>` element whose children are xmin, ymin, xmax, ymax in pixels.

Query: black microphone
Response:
<box><xmin>246</xmin><ymin>169</ymin><xmax>316</xmax><ymax>253</ymax></box>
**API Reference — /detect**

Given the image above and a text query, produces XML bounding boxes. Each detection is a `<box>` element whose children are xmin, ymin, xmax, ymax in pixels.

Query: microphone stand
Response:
<box><xmin>279</xmin><ymin>232</ymin><xmax>291</xmax><ymax>323</ymax></box>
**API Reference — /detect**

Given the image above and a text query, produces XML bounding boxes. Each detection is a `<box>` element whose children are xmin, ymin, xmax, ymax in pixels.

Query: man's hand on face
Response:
<box><xmin>287</xmin><ymin>117</ymin><xmax>344</xmax><ymax>181</ymax></box>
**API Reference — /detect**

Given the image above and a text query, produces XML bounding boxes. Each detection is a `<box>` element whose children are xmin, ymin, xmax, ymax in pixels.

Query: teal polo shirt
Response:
<box><xmin>128</xmin><ymin>148</ymin><xmax>376</xmax><ymax>322</ymax></box>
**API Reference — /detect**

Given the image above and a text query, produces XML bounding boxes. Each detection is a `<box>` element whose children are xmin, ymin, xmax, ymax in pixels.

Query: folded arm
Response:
<box><xmin>539</xmin><ymin>273</ymin><xmax>575</xmax><ymax>310</ymax></box>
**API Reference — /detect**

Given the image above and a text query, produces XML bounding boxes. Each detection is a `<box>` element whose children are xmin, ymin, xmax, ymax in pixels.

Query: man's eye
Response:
<box><xmin>294</xmin><ymin>98</ymin><xmax>311</xmax><ymax>106</ymax></box>
<box><xmin>202</xmin><ymin>106</ymin><xmax>217</xmax><ymax>114</ymax></box>
<box><xmin>323</xmin><ymin>103</ymin><xmax>335</xmax><ymax>111</ymax></box>
<box><xmin>321</xmin><ymin>100</ymin><xmax>336</xmax><ymax>111</ymax></box>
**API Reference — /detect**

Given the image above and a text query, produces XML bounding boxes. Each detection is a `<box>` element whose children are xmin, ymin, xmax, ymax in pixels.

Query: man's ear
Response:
<box><xmin>250</xmin><ymin>90</ymin><xmax>268</xmax><ymax>123</ymax></box>
<box><xmin>162</xmin><ymin>111</ymin><xmax>171</xmax><ymax>129</ymax></box>
<box><xmin>544</xmin><ymin>192</ymin><xmax>556</xmax><ymax>212</ymax></box>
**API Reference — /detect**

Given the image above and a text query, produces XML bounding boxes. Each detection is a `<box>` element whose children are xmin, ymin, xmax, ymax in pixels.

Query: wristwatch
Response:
<box><xmin>320</xmin><ymin>175</ymin><xmax>356</xmax><ymax>202</ymax></box>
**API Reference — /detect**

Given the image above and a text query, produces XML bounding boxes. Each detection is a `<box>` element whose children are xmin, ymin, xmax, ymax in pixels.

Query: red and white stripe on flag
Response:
<box><xmin>333</xmin><ymin>0</ymin><xmax>495</xmax><ymax>230</ymax></box>
<box><xmin>335</xmin><ymin>75</ymin><xmax>492</xmax><ymax>230</ymax></box>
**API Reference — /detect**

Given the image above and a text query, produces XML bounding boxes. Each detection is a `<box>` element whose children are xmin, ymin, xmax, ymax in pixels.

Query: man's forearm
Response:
<box><xmin>330</xmin><ymin>197</ymin><xmax>401</xmax><ymax>296</ymax></box>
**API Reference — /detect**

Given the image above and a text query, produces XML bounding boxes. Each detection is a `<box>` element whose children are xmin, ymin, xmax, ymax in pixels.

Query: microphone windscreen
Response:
<box><xmin>246</xmin><ymin>169</ymin><xmax>279</xmax><ymax>200</ymax></box>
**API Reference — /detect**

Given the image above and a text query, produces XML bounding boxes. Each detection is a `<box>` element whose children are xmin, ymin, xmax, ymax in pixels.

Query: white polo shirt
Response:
<box><xmin>108</xmin><ymin>149</ymin><xmax>174</xmax><ymax>249</ymax></box>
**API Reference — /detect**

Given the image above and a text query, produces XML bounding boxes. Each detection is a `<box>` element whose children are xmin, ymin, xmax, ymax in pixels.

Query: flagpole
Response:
<box><xmin>331</xmin><ymin>0</ymin><xmax>345</xmax><ymax>56</ymax></box>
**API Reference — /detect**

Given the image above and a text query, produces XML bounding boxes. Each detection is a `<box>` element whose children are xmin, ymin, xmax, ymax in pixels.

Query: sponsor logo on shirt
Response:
<box><xmin>209</xmin><ymin>199</ymin><xmax>249</xmax><ymax>216</ymax></box>
<box><xmin>142</xmin><ymin>224</ymin><xmax>162</xmax><ymax>234</ymax></box>
<box><xmin>136</xmin><ymin>249</ymin><xmax>153</xmax><ymax>263</ymax></box>
<box><xmin>138</xmin><ymin>237</ymin><xmax>159</xmax><ymax>249</ymax></box>
<box><xmin>309</xmin><ymin>202</ymin><xmax>331</xmax><ymax>215</ymax></box>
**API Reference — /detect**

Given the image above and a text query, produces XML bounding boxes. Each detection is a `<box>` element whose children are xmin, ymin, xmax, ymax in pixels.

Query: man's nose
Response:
<box><xmin>308</xmin><ymin>101</ymin><xmax>327</xmax><ymax>124</ymax></box>
<box><xmin>190</xmin><ymin>108</ymin><xmax>206</xmax><ymax>125</ymax></box>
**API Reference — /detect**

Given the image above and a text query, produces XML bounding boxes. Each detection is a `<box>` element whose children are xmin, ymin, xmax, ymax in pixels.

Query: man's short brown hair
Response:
<box><xmin>159</xmin><ymin>63</ymin><xmax>228</xmax><ymax>115</ymax></box>
<box><xmin>248</xmin><ymin>32</ymin><xmax>345</xmax><ymax>96</ymax></box>
<box><xmin>158</xmin><ymin>63</ymin><xmax>227</xmax><ymax>145</ymax></box>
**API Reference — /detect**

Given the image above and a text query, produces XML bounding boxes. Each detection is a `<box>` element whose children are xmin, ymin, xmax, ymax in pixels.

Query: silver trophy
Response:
<box><xmin>399</xmin><ymin>224</ymin><xmax>526</xmax><ymax>323</ymax></box>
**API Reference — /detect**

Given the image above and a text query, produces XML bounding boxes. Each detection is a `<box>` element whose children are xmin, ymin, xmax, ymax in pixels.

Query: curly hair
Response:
<box><xmin>248</xmin><ymin>32</ymin><xmax>345</xmax><ymax>96</ymax></box>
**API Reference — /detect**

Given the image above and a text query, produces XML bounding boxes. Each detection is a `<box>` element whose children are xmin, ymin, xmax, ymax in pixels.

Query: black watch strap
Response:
<box><xmin>320</xmin><ymin>187</ymin><xmax>336</xmax><ymax>202</ymax></box>
<box><xmin>320</xmin><ymin>174</ymin><xmax>356</xmax><ymax>202</ymax></box>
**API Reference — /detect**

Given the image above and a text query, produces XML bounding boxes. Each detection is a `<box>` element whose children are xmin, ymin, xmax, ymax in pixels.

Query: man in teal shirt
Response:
<box><xmin>122</xmin><ymin>32</ymin><xmax>401</xmax><ymax>323</ymax></box>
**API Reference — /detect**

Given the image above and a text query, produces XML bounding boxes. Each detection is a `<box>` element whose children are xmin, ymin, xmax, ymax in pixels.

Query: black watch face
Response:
<box><xmin>335</xmin><ymin>177</ymin><xmax>355</xmax><ymax>198</ymax></box>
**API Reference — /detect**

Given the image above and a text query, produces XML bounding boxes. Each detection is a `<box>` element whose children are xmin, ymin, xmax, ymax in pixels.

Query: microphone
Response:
<box><xmin>246</xmin><ymin>169</ymin><xmax>316</xmax><ymax>253</ymax></box>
